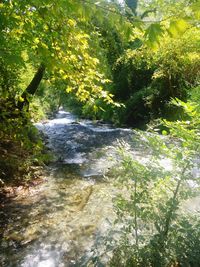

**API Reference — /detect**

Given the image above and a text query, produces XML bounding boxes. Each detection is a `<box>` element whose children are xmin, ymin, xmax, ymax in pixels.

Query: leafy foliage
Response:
<box><xmin>0</xmin><ymin>0</ymin><xmax>130</xmax><ymax>184</ymax></box>
<box><xmin>110</xmin><ymin>96</ymin><xmax>200</xmax><ymax>266</ymax></box>
<box><xmin>111</xmin><ymin>28</ymin><xmax>200</xmax><ymax>126</ymax></box>
<box><xmin>0</xmin><ymin>1</ymin><xmax>200</xmax><ymax>265</ymax></box>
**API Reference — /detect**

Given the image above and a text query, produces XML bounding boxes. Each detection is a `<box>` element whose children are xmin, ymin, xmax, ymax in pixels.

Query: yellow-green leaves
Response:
<box><xmin>67</xmin><ymin>19</ymin><xmax>76</xmax><ymax>28</ymax></box>
<box><xmin>168</xmin><ymin>19</ymin><xmax>189</xmax><ymax>37</ymax></box>
<box><xmin>34</xmin><ymin>37</ymin><xmax>40</xmax><ymax>45</ymax></box>
<box><xmin>145</xmin><ymin>23</ymin><xmax>164</xmax><ymax>49</ymax></box>
<box><xmin>18</xmin><ymin>96</ymin><xmax>25</xmax><ymax>102</ymax></box>
<box><xmin>191</xmin><ymin>0</ymin><xmax>200</xmax><ymax>20</ymax></box>
<box><xmin>162</xmin><ymin>130</ymin><xmax>168</xmax><ymax>136</ymax></box>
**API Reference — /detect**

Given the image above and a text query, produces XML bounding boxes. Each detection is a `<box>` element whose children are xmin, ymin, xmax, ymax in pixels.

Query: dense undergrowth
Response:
<box><xmin>0</xmin><ymin>105</ymin><xmax>50</xmax><ymax>188</ymax></box>
<box><xmin>0</xmin><ymin>65</ymin><xmax>52</xmax><ymax>188</ymax></box>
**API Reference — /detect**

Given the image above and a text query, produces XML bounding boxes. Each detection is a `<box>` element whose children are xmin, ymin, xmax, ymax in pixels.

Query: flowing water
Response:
<box><xmin>0</xmin><ymin>110</ymin><xmax>135</xmax><ymax>267</ymax></box>
<box><xmin>0</xmin><ymin>110</ymin><xmax>199</xmax><ymax>267</ymax></box>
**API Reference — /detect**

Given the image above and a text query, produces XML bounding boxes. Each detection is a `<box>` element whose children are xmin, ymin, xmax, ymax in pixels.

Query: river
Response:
<box><xmin>0</xmin><ymin>110</ymin><xmax>199</xmax><ymax>267</ymax></box>
<box><xmin>0</xmin><ymin>110</ymin><xmax>135</xmax><ymax>267</ymax></box>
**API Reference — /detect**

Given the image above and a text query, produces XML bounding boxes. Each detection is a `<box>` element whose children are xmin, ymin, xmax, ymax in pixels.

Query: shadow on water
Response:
<box><xmin>0</xmin><ymin>110</ymin><xmax>134</xmax><ymax>267</ymax></box>
<box><xmin>1</xmin><ymin>110</ymin><xmax>200</xmax><ymax>266</ymax></box>
<box><xmin>0</xmin><ymin>172</ymin><xmax>114</xmax><ymax>266</ymax></box>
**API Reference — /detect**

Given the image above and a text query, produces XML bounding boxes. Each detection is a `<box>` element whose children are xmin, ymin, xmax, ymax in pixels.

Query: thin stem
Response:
<box><xmin>163</xmin><ymin>160</ymin><xmax>190</xmax><ymax>237</ymax></box>
<box><xmin>134</xmin><ymin>178</ymin><xmax>139</xmax><ymax>248</ymax></box>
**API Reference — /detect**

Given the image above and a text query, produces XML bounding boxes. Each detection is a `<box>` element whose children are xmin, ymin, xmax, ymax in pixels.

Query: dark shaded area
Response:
<box><xmin>18</xmin><ymin>63</ymin><xmax>46</xmax><ymax>111</ymax></box>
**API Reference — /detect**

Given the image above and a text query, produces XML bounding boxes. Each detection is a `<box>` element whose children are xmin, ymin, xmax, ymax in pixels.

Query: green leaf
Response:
<box><xmin>191</xmin><ymin>1</ymin><xmax>200</xmax><ymax>20</ymax></box>
<box><xmin>168</xmin><ymin>19</ymin><xmax>189</xmax><ymax>37</ymax></box>
<box><xmin>145</xmin><ymin>23</ymin><xmax>164</xmax><ymax>49</ymax></box>
<box><xmin>162</xmin><ymin>130</ymin><xmax>168</xmax><ymax>136</ymax></box>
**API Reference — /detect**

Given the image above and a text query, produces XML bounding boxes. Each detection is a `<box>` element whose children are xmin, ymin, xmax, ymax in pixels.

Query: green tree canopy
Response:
<box><xmin>0</xmin><ymin>0</ymin><xmax>132</xmax><ymax>109</ymax></box>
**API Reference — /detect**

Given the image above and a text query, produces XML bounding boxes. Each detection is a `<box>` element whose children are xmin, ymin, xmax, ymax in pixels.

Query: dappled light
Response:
<box><xmin>0</xmin><ymin>0</ymin><xmax>200</xmax><ymax>266</ymax></box>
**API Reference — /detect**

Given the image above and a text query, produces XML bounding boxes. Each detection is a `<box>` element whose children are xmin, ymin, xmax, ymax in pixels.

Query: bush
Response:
<box><xmin>0</xmin><ymin>63</ymin><xmax>50</xmax><ymax>186</ymax></box>
<box><xmin>109</xmin><ymin>98</ymin><xmax>200</xmax><ymax>266</ymax></box>
<box><xmin>111</xmin><ymin>29</ymin><xmax>200</xmax><ymax>126</ymax></box>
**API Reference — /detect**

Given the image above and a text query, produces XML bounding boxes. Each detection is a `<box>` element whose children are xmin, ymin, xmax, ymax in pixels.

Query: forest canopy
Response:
<box><xmin>0</xmin><ymin>0</ymin><xmax>200</xmax><ymax>179</ymax></box>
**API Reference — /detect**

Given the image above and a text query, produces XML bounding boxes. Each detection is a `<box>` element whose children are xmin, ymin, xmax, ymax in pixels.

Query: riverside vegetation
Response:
<box><xmin>0</xmin><ymin>0</ymin><xmax>200</xmax><ymax>266</ymax></box>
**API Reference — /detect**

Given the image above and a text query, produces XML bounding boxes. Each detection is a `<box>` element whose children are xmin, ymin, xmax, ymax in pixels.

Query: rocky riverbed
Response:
<box><xmin>0</xmin><ymin>110</ymin><xmax>199</xmax><ymax>267</ymax></box>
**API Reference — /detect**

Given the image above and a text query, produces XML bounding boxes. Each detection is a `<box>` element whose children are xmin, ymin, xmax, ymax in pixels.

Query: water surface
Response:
<box><xmin>0</xmin><ymin>110</ymin><xmax>134</xmax><ymax>267</ymax></box>
<box><xmin>0</xmin><ymin>110</ymin><xmax>199</xmax><ymax>267</ymax></box>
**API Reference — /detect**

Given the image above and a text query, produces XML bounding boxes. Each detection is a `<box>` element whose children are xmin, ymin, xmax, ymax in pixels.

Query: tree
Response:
<box><xmin>0</xmin><ymin>0</ymin><xmax>128</xmax><ymax>112</ymax></box>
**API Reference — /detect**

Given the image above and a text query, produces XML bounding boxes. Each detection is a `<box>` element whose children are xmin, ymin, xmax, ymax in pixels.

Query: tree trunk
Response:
<box><xmin>18</xmin><ymin>63</ymin><xmax>45</xmax><ymax>110</ymax></box>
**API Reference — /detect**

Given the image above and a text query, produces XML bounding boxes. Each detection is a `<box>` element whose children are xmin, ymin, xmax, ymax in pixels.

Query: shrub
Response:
<box><xmin>111</xmin><ymin>29</ymin><xmax>200</xmax><ymax>126</ymax></box>
<box><xmin>110</xmin><ymin>98</ymin><xmax>200</xmax><ymax>266</ymax></box>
